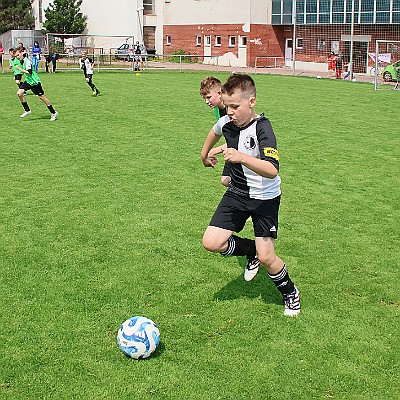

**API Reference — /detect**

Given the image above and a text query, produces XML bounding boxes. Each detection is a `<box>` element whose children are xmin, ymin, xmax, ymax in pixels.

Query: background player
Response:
<box><xmin>201</xmin><ymin>74</ymin><xmax>300</xmax><ymax>316</ymax></box>
<box><xmin>79</xmin><ymin>50</ymin><xmax>100</xmax><ymax>96</ymax></box>
<box><xmin>14</xmin><ymin>49</ymin><xmax>58</xmax><ymax>121</ymax></box>
<box><xmin>200</xmin><ymin>76</ymin><xmax>231</xmax><ymax>187</ymax></box>
<box><xmin>9</xmin><ymin>48</ymin><xmax>23</xmax><ymax>88</ymax></box>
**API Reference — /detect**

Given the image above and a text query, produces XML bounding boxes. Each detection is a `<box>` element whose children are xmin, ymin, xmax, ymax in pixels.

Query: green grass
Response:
<box><xmin>0</xmin><ymin>70</ymin><xmax>399</xmax><ymax>399</ymax></box>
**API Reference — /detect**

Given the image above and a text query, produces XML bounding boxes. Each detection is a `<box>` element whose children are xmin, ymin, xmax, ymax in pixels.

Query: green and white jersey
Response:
<box><xmin>9</xmin><ymin>57</ymin><xmax>22</xmax><ymax>76</ymax></box>
<box><xmin>22</xmin><ymin>57</ymin><xmax>41</xmax><ymax>85</ymax></box>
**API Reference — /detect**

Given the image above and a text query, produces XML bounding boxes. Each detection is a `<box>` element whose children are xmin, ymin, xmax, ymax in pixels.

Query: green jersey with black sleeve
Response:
<box><xmin>22</xmin><ymin>57</ymin><xmax>41</xmax><ymax>85</ymax></box>
<box><xmin>10</xmin><ymin>57</ymin><xmax>23</xmax><ymax>76</ymax></box>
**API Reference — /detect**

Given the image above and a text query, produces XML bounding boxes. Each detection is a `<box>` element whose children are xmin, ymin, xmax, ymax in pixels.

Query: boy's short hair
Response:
<box><xmin>221</xmin><ymin>74</ymin><xmax>256</xmax><ymax>98</ymax></box>
<box><xmin>199</xmin><ymin>76</ymin><xmax>222</xmax><ymax>96</ymax></box>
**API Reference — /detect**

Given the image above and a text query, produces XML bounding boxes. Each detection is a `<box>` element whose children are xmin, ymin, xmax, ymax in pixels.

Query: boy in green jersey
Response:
<box><xmin>199</xmin><ymin>76</ymin><xmax>231</xmax><ymax>187</ymax></box>
<box><xmin>15</xmin><ymin>49</ymin><xmax>58</xmax><ymax>121</ymax></box>
<box><xmin>9</xmin><ymin>48</ymin><xmax>23</xmax><ymax>87</ymax></box>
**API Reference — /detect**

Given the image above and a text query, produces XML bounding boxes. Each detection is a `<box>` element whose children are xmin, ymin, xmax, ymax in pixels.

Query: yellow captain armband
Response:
<box><xmin>263</xmin><ymin>147</ymin><xmax>280</xmax><ymax>161</ymax></box>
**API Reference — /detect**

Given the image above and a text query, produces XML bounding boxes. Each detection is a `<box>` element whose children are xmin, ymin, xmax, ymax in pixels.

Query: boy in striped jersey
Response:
<box><xmin>201</xmin><ymin>74</ymin><xmax>300</xmax><ymax>316</ymax></box>
<box><xmin>79</xmin><ymin>50</ymin><xmax>100</xmax><ymax>96</ymax></box>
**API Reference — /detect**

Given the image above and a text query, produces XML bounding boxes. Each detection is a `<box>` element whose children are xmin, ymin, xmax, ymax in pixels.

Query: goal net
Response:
<box><xmin>45</xmin><ymin>33</ymin><xmax>135</xmax><ymax>71</ymax></box>
<box><xmin>372</xmin><ymin>40</ymin><xmax>400</xmax><ymax>91</ymax></box>
<box><xmin>273</xmin><ymin>0</ymin><xmax>400</xmax><ymax>87</ymax></box>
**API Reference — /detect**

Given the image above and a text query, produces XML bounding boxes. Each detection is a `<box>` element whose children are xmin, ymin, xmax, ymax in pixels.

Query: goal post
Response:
<box><xmin>46</xmin><ymin>33</ymin><xmax>134</xmax><ymax>55</ymax></box>
<box><xmin>45</xmin><ymin>33</ymin><xmax>136</xmax><ymax>71</ymax></box>
<box><xmin>373</xmin><ymin>40</ymin><xmax>400</xmax><ymax>91</ymax></box>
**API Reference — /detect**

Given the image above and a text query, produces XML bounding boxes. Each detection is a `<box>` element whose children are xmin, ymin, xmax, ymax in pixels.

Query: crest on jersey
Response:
<box><xmin>244</xmin><ymin>134</ymin><xmax>256</xmax><ymax>150</ymax></box>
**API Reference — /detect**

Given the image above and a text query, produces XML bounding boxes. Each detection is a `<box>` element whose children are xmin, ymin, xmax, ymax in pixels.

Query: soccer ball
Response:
<box><xmin>117</xmin><ymin>316</ymin><xmax>160</xmax><ymax>359</ymax></box>
<box><xmin>316</xmin><ymin>75</ymin><xmax>322</xmax><ymax>79</ymax></box>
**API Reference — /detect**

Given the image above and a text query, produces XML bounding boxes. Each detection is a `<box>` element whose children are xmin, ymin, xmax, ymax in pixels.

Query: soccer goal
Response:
<box><xmin>45</xmin><ymin>33</ymin><xmax>136</xmax><ymax>71</ymax></box>
<box><xmin>372</xmin><ymin>40</ymin><xmax>400</xmax><ymax>91</ymax></box>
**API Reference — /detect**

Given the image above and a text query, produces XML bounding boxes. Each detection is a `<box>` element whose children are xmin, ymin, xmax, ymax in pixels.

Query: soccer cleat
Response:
<box><xmin>244</xmin><ymin>256</ymin><xmax>260</xmax><ymax>281</ymax></box>
<box><xmin>50</xmin><ymin>111</ymin><xmax>58</xmax><ymax>121</ymax></box>
<box><xmin>283</xmin><ymin>287</ymin><xmax>301</xmax><ymax>317</ymax></box>
<box><xmin>96</xmin><ymin>89</ymin><xmax>100</xmax><ymax>96</ymax></box>
<box><xmin>20</xmin><ymin>110</ymin><xmax>31</xmax><ymax>118</ymax></box>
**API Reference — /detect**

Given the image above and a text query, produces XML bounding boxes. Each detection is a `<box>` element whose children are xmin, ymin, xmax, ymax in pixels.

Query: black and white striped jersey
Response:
<box><xmin>213</xmin><ymin>115</ymin><xmax>281</xmax><ymax>200</ymax></box>
<box><xmin>79</xmin><ymin>57</ymin><xmax>94</xmax><ymax>77</ymax></box>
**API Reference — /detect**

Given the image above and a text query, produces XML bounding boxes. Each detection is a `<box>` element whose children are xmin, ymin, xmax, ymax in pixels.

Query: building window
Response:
<box><xmin>196</xmin><ymin>35</ymin><xmax>202</xmax><ymax>46</ymax></box>
<box><xmin>229</xmin><ymin>36</ymin><xmax>236</xmax><ymax>47</ymax></box>
<box><xmin>205</xmin><ymin>35</ymin><xmax>211</xmax><ymax>46</ymax></box>
<box><xmin>215</xmin><ymin>36</ymin><xmax>221</xmax><ymax>46</ymax></box>
<box><xmin>272</xmin><ymin>0</ymin><xmax>400</xmax><ymax>25</ymax></box>
<box><xmin>166</xmin><ymin>35</ymin><xmax>171</xmax><ymax>45</ymax></box>
<box><xmin>317</xmin><ymin>38</ymin><xmax>326</xmax><ymax>51</ymax></box>
<box><xmin>239</xmin><ymin>36</ymin><xmax>247</xmax><ymax>47</ymax></box>
<box><xmin>296</xmin><ymin>38</ymin><xmax>304</xmax><ymax>49</ymax></box>
<box><xmin>143</xmin><ymin>0</ymin><xmax>155</xmax><ymax>15</ymax></box>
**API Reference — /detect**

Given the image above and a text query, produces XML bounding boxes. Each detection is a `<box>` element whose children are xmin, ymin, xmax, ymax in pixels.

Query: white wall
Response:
<box><xmin>32</xmin><ymin>0</ymin><xmax>142</xmax><ymax>47</ymax></box>
<box><xmin>163</xmin><ymin>0</ymin><xmax>270</xmax><ymax>25</ymax></box>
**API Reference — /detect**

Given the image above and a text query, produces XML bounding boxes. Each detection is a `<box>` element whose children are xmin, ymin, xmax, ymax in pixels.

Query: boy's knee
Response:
<box><xmin>221</xmin><ymin>176</ymin><xmax>231</xmax><ymax>187</ymax></box>
<box><xmin>202</xmin><ymin>234</ymin><xmax>225</xmax><ymax>253</ymax></box>
<box><xmin>258</xmin><ymin>252</ymin><xmax>276</xmax><ymax>268</ymax></box>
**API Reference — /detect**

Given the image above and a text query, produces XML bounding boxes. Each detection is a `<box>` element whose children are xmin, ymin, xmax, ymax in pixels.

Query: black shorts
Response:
<box><xmin>20</xmin><ymin>81</ymin><xmax>45</xmax><ymax>96</ymax></box>
<box><xmin>15</xmin><ymin>74</ymin><xmax>22</xmax><ymax>81</ymax></box>
<box><xmin>209</xmin><ymin>190</ymin><xmax>280</xmax><ymax>238</ymax></box>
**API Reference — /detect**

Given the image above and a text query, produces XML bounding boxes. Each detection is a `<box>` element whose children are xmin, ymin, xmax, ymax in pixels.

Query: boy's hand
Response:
<box><xmin>223</xmin><ymin>147</ymin><xmax>242</xmax><ymax>163</ymax></box>
<box><xmin>202</xmin><ymin>155</ymin><xmax>218</xmax><ymax>168</ymax></box>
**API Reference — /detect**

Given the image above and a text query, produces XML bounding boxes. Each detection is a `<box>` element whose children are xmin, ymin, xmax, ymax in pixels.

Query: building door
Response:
<box><xmin>143</xmin><ymin>26</ymin><xmax>155</xmax><ymax>51</ymax></box>
<box><xmin>285</xmin><ymin>38</ymin><xmax>292</xmax><ymax>67</ymax></box>
<box><xmin>238</xmin><ymin>35</ymin><xmax>247</xmax><ymax>67</ymax></box>
<box><xmin>204</xmin><ymin>35</ymin><xmax>211</xmax><ymax>64</ymax></box>
<box><xmin>343</xmin><ymin>41</ymin><xmax>368</xmax><ymax>73</ymax></box>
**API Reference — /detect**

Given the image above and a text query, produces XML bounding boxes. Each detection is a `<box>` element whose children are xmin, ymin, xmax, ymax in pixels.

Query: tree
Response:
<box><xmin>0</xmin><ymin>0</ymin><xmax>35</xmax><ymax>34</ymax></box>
<box><xmin>42</xmin><ymin>0</ymin><xmax>87</xmax><ymax>35</ymax></box>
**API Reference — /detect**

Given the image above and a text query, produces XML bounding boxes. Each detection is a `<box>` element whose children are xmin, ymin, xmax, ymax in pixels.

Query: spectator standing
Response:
<box><xmin>0</xmin><ymin>42</ymin><xmax>5</xmax><ymax>73</ymax></box>
<box><xmin>335</xmin><ymin>53</ymin><xmax>344</xmax><ymax>79</ymax></box>
<box><xmin>31</xmin><ymin>41</ymin><xmax>42</xmax><ymax>72</ymax></box>
<box><xmin>45</xmin><ymin>48</ymin><xmax>59</xmax><ymax>73</ymax></box>
<box><xmin>327</xmin><ymin>51</ymin><xmax>336</xmax><ymax>78</ymax></box>
<box><xmin>133</xmin><ymin>41</ymin><xmax>141</xmax><ymax>71</ymax></box>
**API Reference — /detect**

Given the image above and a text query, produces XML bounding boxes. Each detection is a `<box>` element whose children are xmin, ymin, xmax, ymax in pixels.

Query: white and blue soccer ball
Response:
<box><xmin>117</xmin><ymin>316</ymin><xmax>160</xmax><ymax>359</ymax></box>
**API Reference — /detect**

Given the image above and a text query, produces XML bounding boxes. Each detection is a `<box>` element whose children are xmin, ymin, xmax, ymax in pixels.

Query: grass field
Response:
<box><xmin>0</xmin><ymin>69</ymin><xmax>399</xmax><ymax>399</ymax></box>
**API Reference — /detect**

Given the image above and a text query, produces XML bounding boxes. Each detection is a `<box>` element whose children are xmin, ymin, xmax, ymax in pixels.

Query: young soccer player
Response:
<box><xmin>14</xmin><ymin>49</ymin><xmax>58</xmax><ymax>121</ymax></box>
<box><xmin>79</xmin><ymin>51</ymin><xmax>100</xmax><ymax>96</ymax></box>
<box><xmin>9</xmin><ymin>48</ymin><xmax>23</xmax><ymax>87</ymax></box>
<box><xmin>201</xmin><ymin>74</ymin><xmax>300</xmax><ymax>316</ymax></box>
<box><xmin>200</xmin><ymin>76</ymin><xmax>231</xmax><ymax>187</ymax></box>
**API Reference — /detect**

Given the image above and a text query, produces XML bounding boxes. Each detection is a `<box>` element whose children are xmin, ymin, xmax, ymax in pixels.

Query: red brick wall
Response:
<box><xmin>163</xmin><ymin>23</ymin><xmax>400</xmax><ymax>67</ymax></box>
<box><xmin>163</xmin><ymin>24</ymin><xmax>284</xmax><ymax>67</ymax></box>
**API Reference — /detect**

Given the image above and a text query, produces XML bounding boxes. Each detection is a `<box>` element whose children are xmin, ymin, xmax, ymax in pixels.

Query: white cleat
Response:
<box><xmin>20</xmin><ymin>110</ymin><xmax>32</xmax><ymax>118</ymax></box>
<box><xmin>50</xmin><ymin>111</ymin><xmax>58</xmax><ymax>121</ymax></box>
<box><xmin>244</xmin><ymin>256</ymin><xmax>260</xmax><ymax>281</ymax></box>
<box><xmin>283</xmin><ymin>287</ymin><xmax>301</xmax><ymax>317</ymax></box>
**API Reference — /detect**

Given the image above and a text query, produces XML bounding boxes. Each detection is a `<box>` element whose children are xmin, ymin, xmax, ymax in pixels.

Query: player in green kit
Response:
<box><xmin>14</xmin><ymin>49</ymin><xmax>58</xmax><ymax>121</ymax></box>
<box><xmin>9</xmin><ymin>48</ymin><xmax>23</xmax><ymax>88</ymax></box>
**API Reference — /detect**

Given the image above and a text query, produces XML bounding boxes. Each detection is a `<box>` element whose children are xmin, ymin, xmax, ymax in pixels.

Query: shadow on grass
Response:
<box><xmin>213</xmin><ymin>256</ymin><xmax>282</xmax><ymax>306</ymax></box>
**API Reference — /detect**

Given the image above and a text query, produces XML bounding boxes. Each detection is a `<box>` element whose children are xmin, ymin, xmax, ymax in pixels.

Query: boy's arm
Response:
<box><xmin>201</xmin><ymin>128</ymin><xmax>222</xmax><ymax>168</ymax></box>
<box><xmin>15</xmin><ymin>64</ymin><xmax>29</xmax><ymax>74</ymax></box>
<box><xmin>208</xmin><ymin>143</ymin><xmax>227</xmax><ymax>157</ymax></box>
<box><xmin>223</xmin><ymin>149</ymin><xmax>278</xmax><ymax>178</ymax></box>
